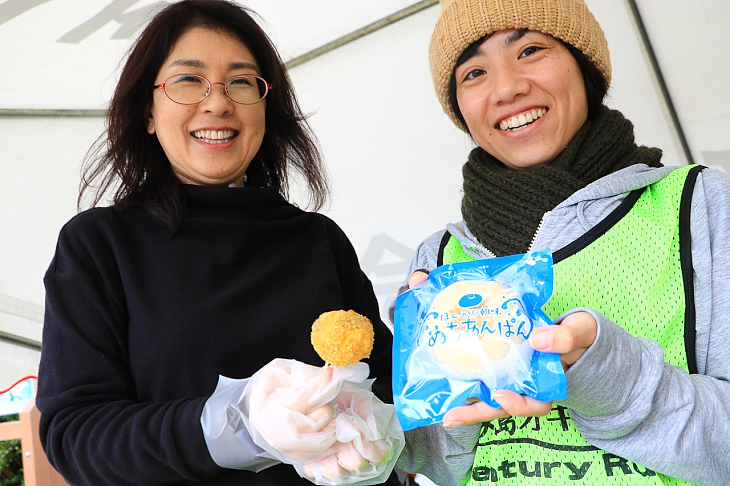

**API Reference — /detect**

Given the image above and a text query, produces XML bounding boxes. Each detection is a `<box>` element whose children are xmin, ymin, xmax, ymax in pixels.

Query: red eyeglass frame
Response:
<box><xmin>153</xmin><ymin>73</ymin><xmax>273</xmax><ymax>105</ymax></box>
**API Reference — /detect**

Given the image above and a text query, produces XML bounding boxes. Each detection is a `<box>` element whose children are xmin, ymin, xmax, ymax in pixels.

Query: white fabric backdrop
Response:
<box><xmin>1</xmin><ymin>0</ymin><xmax>728</xmax><ymax>395</ymax></box>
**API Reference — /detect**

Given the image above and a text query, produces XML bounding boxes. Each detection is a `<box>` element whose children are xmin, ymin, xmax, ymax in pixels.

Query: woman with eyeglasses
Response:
<box><xmin>36</xmin><ymin>1</ymin><xmax>401</xmax><ymax>485</ymax></box>
<box><xmin>391</xmin><ymin>0</ymin><xmax>730</xmax><ymax>485</ymax></box>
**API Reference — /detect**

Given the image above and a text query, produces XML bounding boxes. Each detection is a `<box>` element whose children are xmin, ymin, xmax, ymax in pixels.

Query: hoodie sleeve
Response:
<box><xmin>562</xmin><ymin>168</ymin><xmax>730</xmax><ymax>486</ymax></box>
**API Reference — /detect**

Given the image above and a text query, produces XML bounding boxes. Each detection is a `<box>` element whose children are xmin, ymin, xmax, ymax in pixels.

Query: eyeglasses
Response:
<box><xmin>153</xmin><ymin>73</ymin><xmax>273</xmax><ymax>105</ymax></box>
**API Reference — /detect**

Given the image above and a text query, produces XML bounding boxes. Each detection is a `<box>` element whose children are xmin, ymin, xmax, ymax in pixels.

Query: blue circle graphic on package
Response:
<box><xmin>458</xmin><ymin>293</ymin><xmax>483</xmax><ymax>308</ymax></box>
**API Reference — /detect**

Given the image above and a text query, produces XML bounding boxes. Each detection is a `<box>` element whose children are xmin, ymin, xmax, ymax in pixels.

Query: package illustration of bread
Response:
<box><xmin>418</xmin><ymin>280</ymin><xmax>536</xmax><ymax>390</ymax></box>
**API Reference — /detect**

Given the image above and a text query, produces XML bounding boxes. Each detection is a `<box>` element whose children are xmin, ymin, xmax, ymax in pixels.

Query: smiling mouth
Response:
<box><xmin>499</xmin><ymin>108</ymin><xmax>548</xmax><ymax>131</ymax></box>
<box><xmin>192</xmin><ymin>129</ymin><xmax>238</xmax><ymax>144</ymax></box>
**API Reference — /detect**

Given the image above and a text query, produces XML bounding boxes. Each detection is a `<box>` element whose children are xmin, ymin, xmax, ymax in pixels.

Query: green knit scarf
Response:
<box><xmin>462</xmin><ymin>107</ymin><xmax>663</xmax><ymax>257</ymax></box>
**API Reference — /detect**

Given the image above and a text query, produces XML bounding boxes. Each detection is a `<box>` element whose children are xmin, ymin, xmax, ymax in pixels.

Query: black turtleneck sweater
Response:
<box><xmin>37</xmin><ymin>185</ymin><xmax>397</xmax><ymax>486</ymax></box>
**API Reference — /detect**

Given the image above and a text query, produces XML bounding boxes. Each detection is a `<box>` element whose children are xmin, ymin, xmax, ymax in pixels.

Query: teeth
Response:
<box><xmin>499</xmin><ymin>108</ymin><xmax>547</xmax><ymax>131</ymax></box>
<box><xmin>193</xmin><ymin>129</ymin><xmax>236</xmax><ymax>141</ymax></box>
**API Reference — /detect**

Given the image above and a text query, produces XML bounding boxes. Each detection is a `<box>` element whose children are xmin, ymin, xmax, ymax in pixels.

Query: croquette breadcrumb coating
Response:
<box><xmin>311</xmin><ymin>310</ymin><xmax>374</xmax><ymax>367</ymax></box>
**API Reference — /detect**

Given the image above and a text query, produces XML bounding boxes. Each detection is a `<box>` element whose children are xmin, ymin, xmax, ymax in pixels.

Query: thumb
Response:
<box><xmin>529</xmin><ymin>312</ymin><xmax>597</xmax><ymax>370</ymax></box>
<box><xmin>408</xmin><ymin>270</ymin><xmax>429</xmax><ymax>289</ymax></box>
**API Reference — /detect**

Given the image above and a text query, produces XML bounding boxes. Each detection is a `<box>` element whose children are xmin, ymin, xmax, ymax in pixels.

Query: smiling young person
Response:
<box><xmin>37</xmin><ymin>1</ymin><xmax>401</xmax><ymax>485</ymax></box>
<box><xmin>453</xmin><ymin>29</ymin><xmax>590</xmax><ymax>170</ymax></box>
<box><xmin>391</xmin><ymin>0</ymin><xmax>730</xmax><ymax>485</ymax></box>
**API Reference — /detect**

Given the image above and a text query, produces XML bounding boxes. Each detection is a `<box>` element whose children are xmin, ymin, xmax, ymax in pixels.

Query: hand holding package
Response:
<box><xmin>393</xmin><ymin>250</ymin><xmax>566</xmax><ymax>430</ymax></box>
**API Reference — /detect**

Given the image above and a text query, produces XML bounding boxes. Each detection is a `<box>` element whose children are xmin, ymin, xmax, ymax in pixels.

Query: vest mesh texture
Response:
<box><xmin>443</xmin><ymin>166</ymin><xmax>697</xmax><ymax>485</ymax></box>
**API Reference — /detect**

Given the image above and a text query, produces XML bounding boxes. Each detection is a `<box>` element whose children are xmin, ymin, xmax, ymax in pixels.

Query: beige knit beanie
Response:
<box><xmin>429</xmin><ymin>0</ymin><xmax>611</xmax><ymax>130</ymax></box>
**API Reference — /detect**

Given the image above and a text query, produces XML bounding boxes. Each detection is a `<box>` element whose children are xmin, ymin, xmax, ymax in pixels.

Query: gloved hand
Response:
<box><xmin>245</xmin><ymin>358</ymin><xmax>369</xmax><ymax>463</ymax></box>
<box><xmin>243</xmin><ymin>359</ymin><xmax>405</xmax><ymax>485</ymax></box>
<box><xmin>300</xmin><ymin>384</ymin><xmax>399</xmax><ymax>484</ymax></box>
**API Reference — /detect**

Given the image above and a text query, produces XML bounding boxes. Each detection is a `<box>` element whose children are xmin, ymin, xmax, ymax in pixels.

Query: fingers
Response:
<box><xmin>408</xmin><ymin>271</ymin><xmax>429</xmax><ymax>289</ymax></box>
<box><xmin>280</xmin><ymin>366</ymin><xmax>335</xmax><ymax>413</ymax></box>
<box><xmin>295</xmin><ymin>404</ymin><xmax>335</xmax><ymax>434</ymax></box>
<box><xmin>443</xmin><ymin>399</ymin><xmax>509</xmax><ymax>427</ymax></box>
<box><xmin>493</xmin><ymin>391</ymin><xmax>553</xmax><ymax>417</ymax></box>
<box><xmin>435</xmin><ymin>314</ymin><xmax>595</xmax><ymax>428</ymax></box>
<box><xmin>529</xmin><ymin>311</ymin><xmax>597</xmax><ymax>369</ymax></box>
<box><xmin>442</xmin><ymin>391</ymin><xmax>553</xmax><ymax>427</ymax></box>
<box><xmin>303</xmin><ymin>453</ymin><xmax>347</xmax><ymax>480</ymax></box>
<box><xmin>305</xmin><ymin>403</ymin><xmax>336</xmax><ymax>425</ymax></box>
<box><xmin>336</xmin><ymin>441</ymin><xmax>369</xmax><ymax>473</ymax></box>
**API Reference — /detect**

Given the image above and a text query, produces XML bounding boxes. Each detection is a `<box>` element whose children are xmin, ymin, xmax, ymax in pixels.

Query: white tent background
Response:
<box><xmin>1</xmin><ymin>0</ymin><xmax>728</xmax><ymax>448</ymax></box>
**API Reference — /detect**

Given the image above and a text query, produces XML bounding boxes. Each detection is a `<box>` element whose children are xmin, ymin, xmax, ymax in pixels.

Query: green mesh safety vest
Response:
<box><xmin>438</xmin><ymin>165</ymin><xmax>704</xmax><ymax>485</ymax></box>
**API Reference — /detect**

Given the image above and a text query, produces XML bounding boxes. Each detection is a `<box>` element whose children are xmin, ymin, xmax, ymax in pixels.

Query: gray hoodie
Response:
<box><xmin>392</xmin><ymin>164</ymin><xmax>730</xmax><ymax>486</ymax></box>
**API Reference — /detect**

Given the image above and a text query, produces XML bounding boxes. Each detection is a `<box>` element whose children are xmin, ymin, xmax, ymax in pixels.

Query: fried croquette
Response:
<box><xmin>311</xmin><ymin>310</ymin><xmax>374</xmax><ymax>367</ymax></box>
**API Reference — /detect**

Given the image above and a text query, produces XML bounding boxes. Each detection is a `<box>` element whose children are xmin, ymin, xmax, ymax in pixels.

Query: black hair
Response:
<box><xmin>80</xmin><ymin>0</ymin><xmax>328</xmax><ymax>233</ymax></box>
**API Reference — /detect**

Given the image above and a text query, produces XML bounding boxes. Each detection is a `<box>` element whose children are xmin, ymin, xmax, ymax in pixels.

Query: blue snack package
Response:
<box><xmin>392</xmin><ymin>250</ymin><xmax>566</xmax><ymax>431</ymax></box>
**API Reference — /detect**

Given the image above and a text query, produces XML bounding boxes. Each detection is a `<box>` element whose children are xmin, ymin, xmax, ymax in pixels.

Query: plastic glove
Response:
<box><xmin>297</xmin><ymin>381</ymin><xmax>405</xmax><ymax>485</ymax></box>
<box><xmin>243</xmin><ymin>358</ymin><xmax>405</xmax><ymax>485</ymax></box>
<box><xmin>244</xmin><ymin>358</ymin><xmax>370</xmax><ymax>464</ymax></box>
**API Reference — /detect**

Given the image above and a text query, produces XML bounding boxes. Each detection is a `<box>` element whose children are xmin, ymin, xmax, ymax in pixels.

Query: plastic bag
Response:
<box><xmin>243</xmin><ymin>358</ymin><xmax>405</xmax><ymax>485</ymax></box>
<box><xmin>393</xmin><ymin>250</ymin><xmax>566</xmax><ymax>431</ymax></box>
